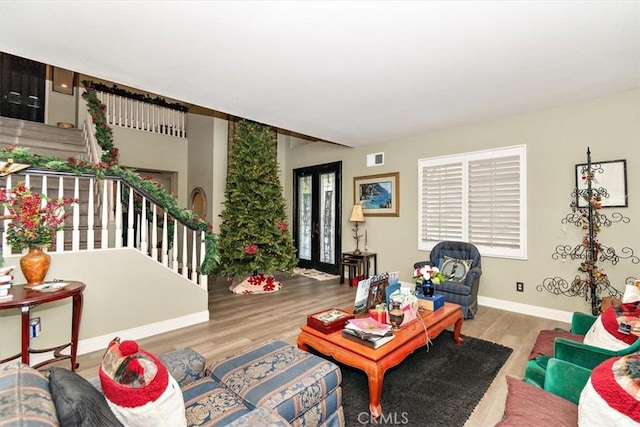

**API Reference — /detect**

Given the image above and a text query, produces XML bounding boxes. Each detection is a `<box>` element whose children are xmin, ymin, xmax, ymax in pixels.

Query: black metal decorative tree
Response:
<box><xmin>538</xmin><ymin>148</ymin><xmax>638</xmax><ymax>315</ymax></box>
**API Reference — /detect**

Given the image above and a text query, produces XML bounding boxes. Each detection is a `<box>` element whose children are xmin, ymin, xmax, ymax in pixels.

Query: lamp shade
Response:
<box><xmin>349</xmin><ymin>204</ymin><xmax>365</xmax><ymax>222</ymax></box>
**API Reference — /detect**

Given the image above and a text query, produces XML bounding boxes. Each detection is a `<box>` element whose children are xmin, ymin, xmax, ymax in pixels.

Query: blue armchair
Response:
<box><xmin>414</xmin><ymin>241</ymin><xmax>482</xmax><ymax>319</ymax></box>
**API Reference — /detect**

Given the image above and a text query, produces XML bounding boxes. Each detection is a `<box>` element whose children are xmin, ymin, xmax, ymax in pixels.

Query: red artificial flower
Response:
<box><xmin>277</xmin><ymin>221</ymin><xmax>288</xmax><ymax>232</ymax></box>
<box><xmin>244</xmin><ymin>244</ymin><xmax>258</xmax><ymax>255</ymax></box>
<box><xmin>0</xmin><ymin>183</ymin><xmax>78</xmax><ymax>251</ymax></box>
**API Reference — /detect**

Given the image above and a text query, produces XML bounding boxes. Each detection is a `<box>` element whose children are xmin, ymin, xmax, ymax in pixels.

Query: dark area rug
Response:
<box><xmin>332</xmin><ymin>330</ymin><xmax>513</xmax><ymax>426</ymax></box>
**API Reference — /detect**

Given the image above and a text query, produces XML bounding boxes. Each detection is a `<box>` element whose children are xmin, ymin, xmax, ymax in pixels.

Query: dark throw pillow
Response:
<box><xmin>439</xmin><ymin>256</ymin><xmax>473</xmax><ymax>283</ymax></box>
<box><xmin>48</xmin><ymin>367</ymin><xmax>122</xmax><ymax>427</ymax></box>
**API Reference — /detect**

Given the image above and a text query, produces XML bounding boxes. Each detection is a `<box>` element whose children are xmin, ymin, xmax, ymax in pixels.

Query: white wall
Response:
<box><xmin>113</xmin><ymin>127</ymin><xmax>189</xmax><ymax>207</ymax></box>
<box><xmin>185</xmin><ymin>114</ymin><xmax>229</xmax><ymax>231</ymax></box>
<box><xmin>0</xmin><ymin>249</ymin><xmax>208</xmax><ymax>360</ymax></box>
<box><xmin>283</xmin><ymin>89</ymin><xmax>640</xmax><ymax>315</ymax></box>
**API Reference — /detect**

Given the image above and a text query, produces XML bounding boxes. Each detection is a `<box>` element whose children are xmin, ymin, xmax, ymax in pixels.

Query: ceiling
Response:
<box><xmin>1</xmin><ymin>1</ymin><xmax>639</xmax><ymax>148</ymax></box>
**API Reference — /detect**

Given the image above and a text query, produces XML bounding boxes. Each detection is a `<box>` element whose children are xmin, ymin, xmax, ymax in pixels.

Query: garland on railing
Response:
<box><xmin>83</xmin><ymin>80</ymin><xmax>189</xmax><ymax>112</ymax></box>
<box><xmin>0</xmin><ymin>146</ymin><xmax>219</xmax><ymax>274</ymax></box>
<box><xmin>82</xmin><ymin>81</ymin><xmax>119</xmax><ymax>166</ymax></box>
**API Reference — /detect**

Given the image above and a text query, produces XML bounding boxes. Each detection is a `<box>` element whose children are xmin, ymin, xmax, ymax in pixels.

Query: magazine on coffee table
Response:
<box><xmin>342</xmin><ymin>328</ymin><xmax>396</xmax><ymax>349</ymax></box>
<box><xmin>345</xmin><ymin>317</ymin><xmax>392</xmax><ymax>337</ymax></box>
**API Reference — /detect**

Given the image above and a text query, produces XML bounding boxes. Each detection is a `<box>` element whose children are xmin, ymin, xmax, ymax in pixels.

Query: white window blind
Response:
<box><xmin>418</xmin><ymin>145</ymin><xmax>526</xmax><ymax>259</ymax></box>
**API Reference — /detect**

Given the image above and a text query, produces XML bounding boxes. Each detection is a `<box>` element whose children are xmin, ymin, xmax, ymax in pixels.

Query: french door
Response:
<box><xmin>293</xmin><ymin>161</ymin><xmax>342</xmax><ymax>274</ymax></box>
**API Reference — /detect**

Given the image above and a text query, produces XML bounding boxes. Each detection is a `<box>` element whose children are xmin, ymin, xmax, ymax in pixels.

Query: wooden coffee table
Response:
<box><xmin>297</xmin><ymin>302</ymin><xmax>463</xmax><ymax>418</ymax></box>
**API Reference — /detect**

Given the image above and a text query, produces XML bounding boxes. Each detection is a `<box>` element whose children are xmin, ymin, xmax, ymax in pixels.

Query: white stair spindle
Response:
<box><xmin>40</xmin><ymin>175</ymin><xmax>47</xmax><ymax>198</ymax></box>
<box><xmin>151</xmin><ymin>204</ymin><xmax>158</xmax><ymax>261</ymax></box>
<box><xmin>72</xmin><ymin>177</ymin><xmax>80</xmax><ymax>251</ymax></box>
<box><xmin>117</xmin><ymin>95</ymin><xmax>122</xmax><ymax>126</ymax></box>
<box><xmin>199</xmin><ymin>230</ymin><xmax>207</xmax><ymax>290</ymax></box>
<box><xmin>114</xmin><ymin>181</ymin><xmax>122</xmax><ymax>248</ymax></box>
<box><xmin>55</xmin><ymin>176</ymin><xmax>65</xmax><ymax>252</ymax></box>
<box><xmin>2</xmin><ymin>175</ymin><xmax>11</xmax><ymax>254</ymax></box>
<box><xmin>161</xmin><ymin>211</ymin><xmax>168</xmax><ymax>266</ymax></box>
<box><xmin>140</xmin><ymin>197</ymin><xmax>148</xmax><ymax>255</ymax></box>
<box><xmin>172</xmin><ymin>218</ymin><xmax>178</xmax><ymax>272</ymax></box>
<box><xmin>101</xmin><ymin>180</ymin><xmax>109</xmax><ymax>249</ymax></box>
<box><xmin>127</xmin><ymin>186</ymin><xmax>134</xmax><ymax>247</ymax></box>
<box><xmin>87</xmin><ymin>178</ymin><xmax>95</xmax><ymax>250</ymax></box>
<box><xmin>125</xmin><ymin>98</ymin><xmax>130</xmax><ymax>128</ymax></box>
<box><xmin>181</xmin><ymin>224</ymin><xmax>188</xmax><ymax>278</ymax></box>
<box><xmin>191</xmin><ymin>231</ymin><xmax>198</xmax><ymax>284</ymax></box>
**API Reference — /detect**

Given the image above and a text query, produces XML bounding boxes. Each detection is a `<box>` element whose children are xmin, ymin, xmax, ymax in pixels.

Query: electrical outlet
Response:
<box><xmin>29</xmin><ymin>317</ymin><xmax>41</xmax><ymax>338</ymax></box>
<box><xmin>516</xmin><ymin>282</ymin><xmax>524</xmax><ymax>292</ymax></box>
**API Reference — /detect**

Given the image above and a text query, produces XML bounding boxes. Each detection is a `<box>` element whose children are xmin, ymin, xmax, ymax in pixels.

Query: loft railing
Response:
<box><xmin>95</xmin><ymin>90</ymin><xmax>187</xmax><ymax>138</ymax></box>
<box><xmin>0</xmin><ymin>170</ymin><xmax>208</xmax><ymax>288</ymax></box>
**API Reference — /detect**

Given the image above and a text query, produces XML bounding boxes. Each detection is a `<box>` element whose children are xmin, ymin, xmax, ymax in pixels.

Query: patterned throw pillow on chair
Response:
<box><xmin>99</xmin><ymin>337</ymin><xmax>186</xmax><ymax>427</ymax></box>
<box><xmin>439</xmin><ymin>256</ymin><xmax>473</xmax><ymax>283</ymax></box>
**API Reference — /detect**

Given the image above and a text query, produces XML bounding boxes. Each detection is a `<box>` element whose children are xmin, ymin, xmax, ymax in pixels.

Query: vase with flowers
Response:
<box><xmin>0</xmin><ymin>183</ymin><xmax>77</xmax><ymax>288</ymax></box>
<box><xmin>413</xmin><ymin>265</ymin><xmax>446</xmax><ymax>297</ymax></box>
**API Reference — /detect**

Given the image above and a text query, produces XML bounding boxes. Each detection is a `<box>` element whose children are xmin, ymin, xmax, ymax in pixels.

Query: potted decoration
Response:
<box><xmin>0</xmin><ymin>183</ymin><xmax>76</xmax><ymax>288</ymax></box>
<box><xmin>413</xmin><ymin>265</ymin><xmax>446</xmax><ymax>297</ymax></box>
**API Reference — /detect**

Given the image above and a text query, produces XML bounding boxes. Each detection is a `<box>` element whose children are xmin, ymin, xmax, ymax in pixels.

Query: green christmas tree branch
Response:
<box><xmin>213</xmin><ymin>121</ymin><xmax>297</xmax><ymax>279</ymax></box>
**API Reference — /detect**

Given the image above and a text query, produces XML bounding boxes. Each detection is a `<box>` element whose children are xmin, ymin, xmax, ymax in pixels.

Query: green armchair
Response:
<box><xmin>543</xmin><ymin>357</ymin><xmax>592</xmax><ymax>405</ymax></box>
<box><xmin>498</xmin><ymin>358</ymin><xmax>592</xmax><ymax>426</ymax></box>
<box><xmin>524</xmin><ymin>311</ymin><xmax>640</xmax><ymax>388</ymax></box>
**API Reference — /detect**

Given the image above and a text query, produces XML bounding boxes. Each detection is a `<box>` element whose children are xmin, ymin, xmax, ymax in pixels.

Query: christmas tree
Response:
<box><xmin>213</xmin><ymin>121</ymin><xmax>297</xmax><ymax>279</ymax></box>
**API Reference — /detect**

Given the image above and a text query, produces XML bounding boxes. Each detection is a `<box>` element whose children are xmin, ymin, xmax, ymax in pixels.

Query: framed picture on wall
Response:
<box><xmin>52</xmin><ymin>67</ymin><xmax>75</xmax><ymax>95</ymax></box>
<box><xmin>353</xmin><ymin>172</ymin><xmax>399</xmax><ymax>217</ymax></box>
<box><xmin>575</xmin><ymin>159</ymin><xmax>627</xmax><ymax>208</ymax></box>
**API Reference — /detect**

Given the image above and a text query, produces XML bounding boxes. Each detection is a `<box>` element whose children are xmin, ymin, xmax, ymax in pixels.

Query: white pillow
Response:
<box><xmin>582</xmin><ymin>315</ymin><xmax>629</xmax><ymax>350</ymax></box>
<box><xmin>622</xmin><ymin>284</ymin><xmax>640</xmax><ymax>303</ymax></box>
<box><xmin>99</xmin><ymin>339</ymin><xmax>187</xmax><ymax>427</ymax></box>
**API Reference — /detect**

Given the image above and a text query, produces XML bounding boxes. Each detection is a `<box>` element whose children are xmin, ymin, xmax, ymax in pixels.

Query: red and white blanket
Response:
<box><xmin>583</xmin><ymin>301</ymin><xmax>640</xmax><ymax>350</ymax></box>
<box><xmin>579</xmin><ymin>354</ymin><xmax>640</xmax><ymax>426</ymax></box>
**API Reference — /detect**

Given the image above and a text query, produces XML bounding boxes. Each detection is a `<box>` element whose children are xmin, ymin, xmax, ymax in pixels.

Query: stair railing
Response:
<box><xmin>1</xmin><ymin>170</ymin><xmax>209</xmax><ymax>289</ymax></box>
<box><xmin>96</xmin><ymin>90</ymin><xmax>187</xmax><ymax>138</ymax></box>
<box><xmin>82</xmin><ymin>114</ymin><xmax>103</xmax><ymax>164</ymax></box>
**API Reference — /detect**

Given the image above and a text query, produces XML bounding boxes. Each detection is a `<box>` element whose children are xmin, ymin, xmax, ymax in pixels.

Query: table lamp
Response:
<box><xmin>349</xmin><ymin>204</ymin><xmax>365</xmax><ymax>254</ymax></box>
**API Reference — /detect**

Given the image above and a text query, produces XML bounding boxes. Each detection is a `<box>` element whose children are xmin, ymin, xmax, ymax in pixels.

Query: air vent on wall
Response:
<box><xmin>366</xmin><ymin>152</ymin><xmax>384</xmax><ymax>167</ymax></box>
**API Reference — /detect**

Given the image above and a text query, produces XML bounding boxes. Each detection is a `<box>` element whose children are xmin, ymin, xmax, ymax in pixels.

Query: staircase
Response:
<box><xmin>0</xmin><ymin>115</ymin><xmax>209</xmax><ymax>287</ymax></box>
<box><xmin>0</xmin><ymin>116</ymin><xmax>101</xmax><ymax>251</ymax></box>
<box><xmin>0</xmin><ymin>116</ymin><xmax>87</xmax><ymax>160</ymax></box>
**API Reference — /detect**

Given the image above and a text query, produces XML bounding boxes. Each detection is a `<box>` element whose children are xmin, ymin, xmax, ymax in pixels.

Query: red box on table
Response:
<box><xmin>307</xmin><ymin>308</ymin><xmax>355</xmax><ymax>334</ymax></box>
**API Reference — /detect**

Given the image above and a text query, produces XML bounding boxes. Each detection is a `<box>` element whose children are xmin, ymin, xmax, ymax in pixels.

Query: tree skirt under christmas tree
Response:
<box><xmin>229</xmin><ymin>274</ymin><xmax>283</xmax><ymax>294</ymax></box>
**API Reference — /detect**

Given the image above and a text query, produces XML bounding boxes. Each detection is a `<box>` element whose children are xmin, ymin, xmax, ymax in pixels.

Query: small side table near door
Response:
<box><xmin>340</xmin><ymin>251</ymin><xmax>377</xmax><ymax>284</ymax></box>
<box><xmin>0</xmin><ymin>281</ymin><xmax>86</xmax><ymax>371</ymax></box>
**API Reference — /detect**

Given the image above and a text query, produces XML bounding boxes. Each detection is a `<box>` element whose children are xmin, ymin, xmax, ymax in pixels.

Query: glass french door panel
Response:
<box><xmin>297</xmin><ymin>175</ymin><xmax>312</xmax><ymax>261</ymax></box>
<box><xmin>319</xmin><ymin>172</ymin><xmax>336</xmax><ymax>264</ymax></box>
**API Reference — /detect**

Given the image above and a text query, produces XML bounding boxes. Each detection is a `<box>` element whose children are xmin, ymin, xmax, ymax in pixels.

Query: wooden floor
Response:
<box><xmin>70</xmin><ymin>273</ymin><xmax>569</xmax><ymax>427</ymax></box>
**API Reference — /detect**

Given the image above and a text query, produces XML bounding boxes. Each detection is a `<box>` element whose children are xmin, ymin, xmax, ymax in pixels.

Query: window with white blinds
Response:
<box><xmin>418</xmin><ymin>145</ymin><xmax>526</xmax><ymax>259</ymax></box>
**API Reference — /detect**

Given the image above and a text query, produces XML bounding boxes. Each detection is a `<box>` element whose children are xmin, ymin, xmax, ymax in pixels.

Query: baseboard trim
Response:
<box><xmin>29</xmin><ymin>310</ymin><xmax>210</xmax><ymax>366</ymax></box>
<box><xmin>478</xmin><ymin>296</ymin><xmax>573</xmax><ymax>323</ymax></box>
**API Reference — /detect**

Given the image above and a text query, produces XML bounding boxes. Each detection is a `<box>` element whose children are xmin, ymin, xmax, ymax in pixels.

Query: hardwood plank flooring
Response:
<box><xmin>69</xmin><ymin>274</ymin><xmax>569</xmax><ymax>427</ymax></box>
